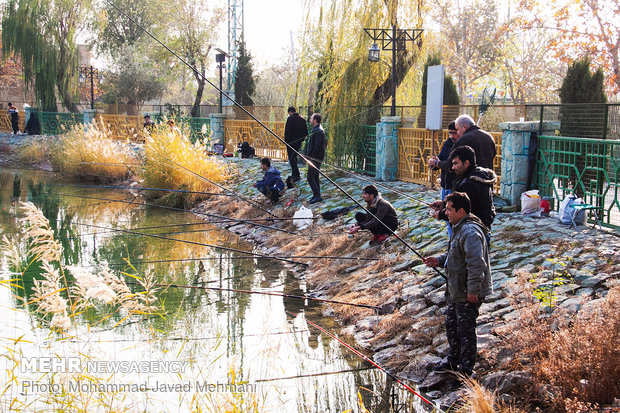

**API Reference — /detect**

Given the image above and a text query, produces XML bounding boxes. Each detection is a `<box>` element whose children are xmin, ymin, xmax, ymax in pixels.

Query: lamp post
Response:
<box><xmin>364</xmin><ymin>26</ymin><xmax>423</xmax><ymax>116</ymax></box>
<box><xmin>78</xmin><ymin>65</ymin><xmax>99</xmax><ymax>110</ymax></box>
<box><xmin>215</xmin><ymin>53</ymin><xmax>226</xmax><ymax>113</ymax></box>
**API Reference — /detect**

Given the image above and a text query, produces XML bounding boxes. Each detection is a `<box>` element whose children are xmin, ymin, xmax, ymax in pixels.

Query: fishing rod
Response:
<box><xmin>129</xmin><ymin>282</ymin><xmax>380</xmax><ymax>310</ymax></box>
<box><xmin>77</xmin><ymin>222</ymin><xmax>307</xmax><ymax>266</ymax></box>
<box><xmin>79</xmin><ymin>227</ymin><xmax>219</xmax><ymax>238</ymax></box>
<box><xmin>93</xmin><ymin>254</ymin><xmax>379</xmax><ymax>267</ymax></box>
<box><xmin>103</xmin><ymin>0</ymin><xmax>445</xmax><ymax>280</ymax></box>
<box><xmin>59</xmin><ymin>183</ymin><xmax>237</xmax><ymax>197</ymax></box>
<box><xmin>287</xmin><ymin>311</ymin><xmax>442</xmax><ymax>412</ymax></box>
<box><xmin>60</xmin><ymin>192</ymin><xmax>294</xmax><ymax>234</ymax></box>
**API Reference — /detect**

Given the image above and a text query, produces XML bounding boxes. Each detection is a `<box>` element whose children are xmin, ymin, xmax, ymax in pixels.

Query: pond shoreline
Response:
<box><xmin>3</xmin><ymin>134</ymin><xmax>619</xmax><ymax>411</ymax></box>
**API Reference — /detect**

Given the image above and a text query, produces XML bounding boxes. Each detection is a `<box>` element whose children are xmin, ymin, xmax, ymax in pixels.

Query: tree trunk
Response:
<box><xmin>191</xmin><ymin>69</ymin><xmax>206</xmax><ymax>118</ymax></box>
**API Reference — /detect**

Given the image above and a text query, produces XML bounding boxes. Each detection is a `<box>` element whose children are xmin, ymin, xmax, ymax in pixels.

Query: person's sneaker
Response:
<box><xmin>368</xmin><ymin>234</ymin><xmax>380</xmax><ymax>245</ymax></box>
<box><xmin>308</xmin><ymin>197</ymin><xmax>323</xmax><ymax>204</ymax></box>
<box><xmin>376</xmin><ymin>234</ymin><xmax>389</xmax><ymax>245</ymax></box>
<box><xmin>433</xmin><ymin>359</ymin><xmax>459</xmax><ymax>372</ymax></box>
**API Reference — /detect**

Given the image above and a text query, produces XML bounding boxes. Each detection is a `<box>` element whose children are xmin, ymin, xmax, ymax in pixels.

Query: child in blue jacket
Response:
<box><xmin>253</xmin><ymin>157</ymin><xmax>285</xmax><ymax>203</ymax></box>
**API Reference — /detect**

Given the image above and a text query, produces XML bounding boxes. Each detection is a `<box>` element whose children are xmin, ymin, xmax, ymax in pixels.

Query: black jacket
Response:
<box><xmin>454</xmin><ymin>125</ymin><xmax>496</xmax><ymax>170</ymax></box>
<box><xmin>440</xmin><ymin>166</ymin><xmax>496</xmax><ymax>229</ymax></box>
<box><xmin>435</xmin><ymin>138</ymin><xmax>456</xmax><ymax>190</ymax></box>
<box><xmin>359</xmin><ymin>195</ymin><xmax>399</xmax><ymax>233</ymax></box>
<box><xmin>306</xmin><ymin>125</ymin><xmax>326</xmax><ymax>161</ymax></box>
<box><xmin>284</xmin><ymin>113</ymin><xmax>308</xmax><ymax>150</ymax></box>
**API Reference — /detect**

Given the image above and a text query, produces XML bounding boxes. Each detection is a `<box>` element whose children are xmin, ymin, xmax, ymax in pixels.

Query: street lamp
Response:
<box><xmin>364</xmin><ymin>26</ymin><xmax>424</xmax><ymax>116</ymax></box>
<box><xmin>78</xmin><ymin>65</ymin><xmax>99</xmax><ymax>110</ymax></box>
<box><xmin>215</xmin><ymin>48</ymin><xmax>229</xmax><ymax>114</ymax></box>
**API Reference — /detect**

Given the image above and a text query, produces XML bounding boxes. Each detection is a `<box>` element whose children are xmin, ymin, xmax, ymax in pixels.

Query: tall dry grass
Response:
<box><xmin>50</xmin><ymin>120</ymin><xmax>138</xmax><ymax>180</ymax></box>
<box><xmin>457</xmin><ymin>377</ymin><xmax>526</xmax><ymax>413</ymax></box>
<box><xmin>141</xmin><ymin>119</ymin><xmax>229</xmax><ymax>207</ymax></box>
<box><xmin>502</xmin><ymin>271</ymin><xmax>620</xmax><ymax>412</ymax></box>
<box><xmin>17</xmin><ymin>137</ymin><xmax>51</xmax><ymax>164</ymax></box>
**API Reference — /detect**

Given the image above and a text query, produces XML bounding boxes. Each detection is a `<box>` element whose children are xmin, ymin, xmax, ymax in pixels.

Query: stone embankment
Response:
<box><xmin>194</xmin><ymin>158</ymin><xmax>620</xmax><ymax>410</ymax></box>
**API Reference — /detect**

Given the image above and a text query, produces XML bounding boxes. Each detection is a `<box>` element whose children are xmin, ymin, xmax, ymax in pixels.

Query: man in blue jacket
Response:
<box><xmin>253</xmin><ymin>157</ymin><xmax>285</xmax><ymax>203</ymax></box>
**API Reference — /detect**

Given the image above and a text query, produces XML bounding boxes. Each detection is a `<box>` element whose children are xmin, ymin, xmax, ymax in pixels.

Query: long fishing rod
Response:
<box><xmin>77</xmin><ymin>222</ymin><xmax>307</xmax><ymax>266</ymax></box>
<box><xmin>59</xmin><ymin>183</ymin><xmax>237</xmax><ymax>197</ymax></box>
<box><xmin>129</xmin><ymin>282</ymin><xmax>380</xmax><ymax>310</ymax></box>
<box><xmin>103</xmin><ymin>0</ymin><xmax>446</xmax><ymax>280</ymax></box>
<box><xmin>161</xmin><ymin>158</ymin><xmax>278</xmax><ymax>218</ymax></box>
<box><xmin>93</xmin><ymin>254</ymin><xmax>379</xmax><ymax>267</ymax></box>
<box><xmin>287</xmin><ymin>311</ymin><xmax>442</xmax><ymax>412</ymax></box>
<box><xmin>60</xmin><ymin>192</ymin><xmax>294</xmax><ymax>234</ymax></box>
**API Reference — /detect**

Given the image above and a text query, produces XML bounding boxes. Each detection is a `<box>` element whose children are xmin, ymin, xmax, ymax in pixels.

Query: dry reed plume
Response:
<box><xmin>456</xmin><ymin>377</ymin><xmax>526</xmax><ymax>413</ymax></box>
<box><xmin>141</xmin><ymin>120</ymin><xmax>229</xmax><ymax>206</ymax></box>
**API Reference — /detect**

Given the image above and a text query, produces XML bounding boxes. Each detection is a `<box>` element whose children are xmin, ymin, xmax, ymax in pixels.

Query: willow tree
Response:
<box><xmin>2</xmin><ymin>0</ymin><xmax>87</xmax><ymax>112</ymax></box>
<box><xmin>299</xmin><ymin>0</ymin><xmax>425</xmax><ymax>166</ymax></box>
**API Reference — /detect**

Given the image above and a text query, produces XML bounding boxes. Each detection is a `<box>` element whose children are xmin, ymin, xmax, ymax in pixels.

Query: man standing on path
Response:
<box><xmin>423</xmin><ymin>192</ymin><xmax>492</xmax><ymax>382</ymax></box>
<box><xmin>431</xmin><ymin>145</ymin><xmax>496</xmax><ymax>237</ymax></box>
<box><xmin>306</xmin><ymin>113</ymin><xmax>325</xmax><ymax>204</ymax></box>
<box><xmin>284</xmin><ymin>107</ymin><xmax>308</xmax><ymax>182</ymax></box>
<box><xmin>7</xmin><ymin>103</ymin><xmax>20</xmax><ymax>134</ymax></box>
<box><xmin>349</xmin><ymin>184</ymin><xmax>399</xmax><ymax>245</ymax></box>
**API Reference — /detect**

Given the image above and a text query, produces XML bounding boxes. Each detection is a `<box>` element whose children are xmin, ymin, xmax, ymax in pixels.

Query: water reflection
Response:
<box><xmin>0</xmin><ymin>169</ymin><xmax>431</xmax><ymax>412</ymax></box>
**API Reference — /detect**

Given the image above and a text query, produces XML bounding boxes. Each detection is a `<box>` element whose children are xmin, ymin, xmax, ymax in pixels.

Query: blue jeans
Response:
<box><xmin>441</xmin><ymin>188</ymin><xmax>452</xmax><ymax>238</ymax></box>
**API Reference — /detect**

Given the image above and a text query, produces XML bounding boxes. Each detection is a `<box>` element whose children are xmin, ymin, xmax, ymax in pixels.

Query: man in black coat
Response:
<box><xmin>453</xmin><ymin>114</ymin><xmax>496</xmax><ymax>170</ymax></box>
<box><xmin>431</xmin><ymin>145</ymin><xmax>496</xmax><ymax>239</ymax></box>
<box><xmin>306</xmin><ymin>113</ymin><xmax>326</xmax><ymax>204</ymax></box>
<box><xmin>284</xmin><ymin>106</ymin><xmax>308</xmax><ymax>182</ymax></box>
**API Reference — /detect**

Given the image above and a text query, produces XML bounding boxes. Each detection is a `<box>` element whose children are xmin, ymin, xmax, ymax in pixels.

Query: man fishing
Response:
<box><xmin>423</xmin><ymin>191</ymin><xmax>492</xmax><ymax>385</ymax></box>
<box><xmin>349</xmin><ymin>185</ymin><xmax>398</xmax><ymax>245</ymax></box>
<box><xmin>253</xmin><ymin>157</ymin><xmax>285</xmax><ymax>204</ymax></box>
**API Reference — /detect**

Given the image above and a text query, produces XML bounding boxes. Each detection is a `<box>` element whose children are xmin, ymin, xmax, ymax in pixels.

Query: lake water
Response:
<box><xmin>0</xmin><ymin>169</ymin><xmax>430</xmax><ymax>412</ymax></box>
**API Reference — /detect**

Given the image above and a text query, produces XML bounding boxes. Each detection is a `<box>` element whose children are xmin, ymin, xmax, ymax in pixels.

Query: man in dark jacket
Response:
<box><xmin>424</xmin><ymin>191</ymin><xmax>492</xmax><ymax>381</ymax></box>
<box><xmin>432</xmin><ymin>145</ymin><xmax>496</xmax><ymax>234</ymax></box>
<box><xmin>253</xmin><ymin>157</ymin><xmax>285</xmax><ymax>203</ymax></box>
<box><xmin>349</xmin><ymin>184</ymin><xmax>399</xmax><ymax>245</ymax></box>
<box><xmin>306</xmin><ymin>113</ymin><xmax>326</xmax><ymax>204</ymax></box>
<box><xmin>430</xmin><ymin>121</ymin><xmax>458</xmax><ymax>236</ymax></box>
<box><xmin>284</xmin><ymin>107</ymin><xmax>307</xmax><ymax>182</ymax></box>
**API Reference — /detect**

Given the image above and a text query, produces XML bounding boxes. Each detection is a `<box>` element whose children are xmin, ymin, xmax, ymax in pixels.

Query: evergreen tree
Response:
<box><xmin>234</xmin><ymin>39</ymin><xmax>255</xmax><ymax>106</ymax></box>
<box><xmin>421</xmin><ymin>53</ymin><xmax>460</xmax><ymax>106</ymax></box>
<box><xmin>559</xmin><ymin>58</ymin><xmax>607</xmax><ymax>138</ymax></box>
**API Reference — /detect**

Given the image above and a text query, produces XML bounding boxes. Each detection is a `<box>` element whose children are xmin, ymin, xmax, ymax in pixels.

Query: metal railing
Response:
<box><xmin>330</xmin><ymin>125</ymin><xmax>377</xmax><ymax>176</ymax></box>
<box><xmin>525</xmin><ymin>103</ymin><xmax>619</xmax><ymax>139</ymax></box>
<box><xmin>223</xmin><ymin>120</ymin><xmax>287</xmax><ymax>159</ymax></box>
<box><xmin>535</xmin><ymin>135</ymin><xmax>620</xmax><ymax>230</ymax></box>
<box><xmin>40</xmin><ymin>112</ymin><xmax>84</xmax><ymax>135</ymax></box>
<box><xmin>397</xmin><ymin>128</ymin><xmax>502</xmax><ymax>194</ymax></box>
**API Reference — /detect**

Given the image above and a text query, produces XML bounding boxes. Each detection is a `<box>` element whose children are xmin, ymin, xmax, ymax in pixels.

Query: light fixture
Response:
<box><xmin>368</xmin><ymin>43</ymin><xmax>380</xmax><ymax>62</ymax></box>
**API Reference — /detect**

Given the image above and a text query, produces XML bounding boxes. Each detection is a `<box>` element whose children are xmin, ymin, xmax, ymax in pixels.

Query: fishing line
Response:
<box><xmin>77</xmin><ymin>222</ymin><xmax>307</xmax><ymax>266</ymax></box>
<box><xmin>129</xmin><ymin>282</ymin><xmax>380</xmax><ymax>310</ymax></box>
<box><xmin>60</xmin><ymin>192</ymin><xmax>294</xmax><ymax>234</ymax></box>
<box><xmin>254</xmin><ymin>367</ymin><xmax>374</xmax><ymax>383</ymax></box>
<box><xmin>103</xmin><ymin>0</ymin><xmax>444</xmax><ymax>279</ymax></box>
<box><xmin>287</xmin><ymin>310</ymin><xmax>442</xmax><ymax>411</ymax></box>
<box><xmin>59</xmin><ymin>183</ymin><xmax>237</xmax><ymax>197</ymax></box>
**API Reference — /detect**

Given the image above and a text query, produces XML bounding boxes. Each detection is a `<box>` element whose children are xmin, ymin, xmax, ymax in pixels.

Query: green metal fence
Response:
<box><xmin>526</xmin><ymin>103</ymin><xmax>620</xmax><ymax>139</ymax></box>
<box><xmin>535</xmin><ymin>135</ymin><xmax>620</xmax><ymax>230</ymax></box>
<box><xmin>329</xmin><ymin>125</ymin><xmax>376</xmax><ymax>176</ymax></box>
<box><xmin>40</xmin><ymin>112</ymin><xmax>85</xmax><ymax>135</ymax></box>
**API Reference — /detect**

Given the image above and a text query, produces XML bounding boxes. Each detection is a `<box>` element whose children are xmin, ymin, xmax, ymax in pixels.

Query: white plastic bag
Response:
<box><xmin>558</xmin><ymin>195</ymin><xmax>584</xmax><ymax>225</ymax></box>
<box><xmin>293</xmin><ymin>206</ymin><xmax>313</xmax><ymax>230</ymax></box>
<box><xmin>521</xmin><ymin>190</ymin><xmax>541</xmax><ymax>216</ymax></box>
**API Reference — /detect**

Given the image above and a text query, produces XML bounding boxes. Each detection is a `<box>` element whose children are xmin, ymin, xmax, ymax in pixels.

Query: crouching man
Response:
<box><xmin>349</xmin><ymin>184</ymin><xmax>398</xmax><ymax>245</ymax></box>
<box><xmin>423</xmin><ymin>192</ymin><xmax>492</xmax><ymax>380</ymax></box>
<box><xmin>253</xmin><ymin>157</ymin><xmax>285</xmax><ymax>203</ymax></box>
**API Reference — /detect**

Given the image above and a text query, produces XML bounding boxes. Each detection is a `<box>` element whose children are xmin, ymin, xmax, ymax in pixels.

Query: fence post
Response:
<box><xmin>499</xmin><ymin>120</ymin><xmax>561</xmax><ymax>206</ymax></box>
<box><xmin>375</xmin><ymin>116</ymin><xmax>400</xmax><ymax>181</ymax></box>
<box><xmin>602</xmin><ymin>104</ymin><xmax>609</xmax><ymax>140</ymax></box>
<box><xmin>83</xmin><ymin>109</ymin><xmax>96</xmax><ymax>125</ymax></box>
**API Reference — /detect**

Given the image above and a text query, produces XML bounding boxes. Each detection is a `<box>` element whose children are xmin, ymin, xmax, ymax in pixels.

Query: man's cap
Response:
<box><xmin>448</xmin><ymin>121</ymin><xmax>456</xmax><ymax>131</ymax></box>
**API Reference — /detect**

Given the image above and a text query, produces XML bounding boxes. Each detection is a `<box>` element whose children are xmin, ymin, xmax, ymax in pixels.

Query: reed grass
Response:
<box><xmin>50</xmin><ymin>120</ymin><xmax>137</xmax><ymax>180</ymax></box>
<box><xmin>456</xmin><ymin>377</ymin><xmax>526</xmax><ymax>413</ymax></box>
<box><xmin>17</xmin><ymin>137</ymin><xmax>51</xmax><ymax>164</ymax></box>
<box><xmin>141</xmin><ymin>119</ymin><xmax>229</xmax><ymax>207</ymax></box>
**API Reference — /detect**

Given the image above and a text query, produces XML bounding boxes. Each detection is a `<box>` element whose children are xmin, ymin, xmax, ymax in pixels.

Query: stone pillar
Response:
<box><xmin>498</xmin><ymin>120</ymin><xmax>560</xmax><ymax>205</ymax></box>
<box><xmin>209</xmin><ymin>113</ymin><xmax>227</xmax><ymax>147</ymax></box>
<box><xmin>375</xmin><ymin>116</ymin><xmax>401</xmax><ymax>181</ymax></box>
<box><xmin>83</xmin><ymin>109</ymin><xmax>96</xmax><ymax>125</ymax></box>
<box><xmin>24</xmin><ymin>106</ymin><xmax>38</xmax><ymax>125</ymax></box>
